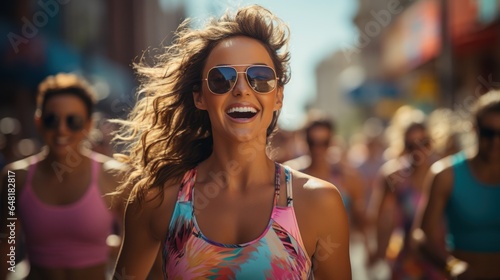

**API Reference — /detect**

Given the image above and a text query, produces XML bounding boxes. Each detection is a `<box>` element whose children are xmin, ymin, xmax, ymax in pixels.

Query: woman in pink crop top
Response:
<box><xmin>0</xmin><ymin>73</ymin><xmax>126</xmax><ymax>280</ymax></box>
<box><xmin>112</xmin><ymin>5</ymin><xmax>351</xmax><ymax>280</ymax></box>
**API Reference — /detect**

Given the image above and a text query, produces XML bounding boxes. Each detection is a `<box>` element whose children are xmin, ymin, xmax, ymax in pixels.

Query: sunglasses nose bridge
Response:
<box><xmin>55</xmin><ymin>117</ymin><xmax>70</xmax><ymax>133</ymax></box>
<box><xmin>58</xmin><ymin>116</ymin><xmax>81</xmax><ymax>133</ymax></box>
<box><xmin>231</xmin><ymin>70</ymin><xmax>252</xmax><ymax>95</ymax></box>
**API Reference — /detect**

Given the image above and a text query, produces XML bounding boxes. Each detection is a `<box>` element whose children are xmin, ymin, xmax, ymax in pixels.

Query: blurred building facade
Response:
<box><xmin>315</xmin><ymin>0</ymin><xmax>500</xmax><ymax>132</ymax></box>
<box><xmin>379</xmin><ymin>0</ymin><xmax>500</xmax><ymax>110</ymax></box>
<box><xmin>314</xmin><ymin>51</ymin><xmax>363</xmax><ymax>137</ymax></box>
<box><xmin>313</xmin><ymin>0</ymin><xmax>412</xmax><ymax>137</ymax></box>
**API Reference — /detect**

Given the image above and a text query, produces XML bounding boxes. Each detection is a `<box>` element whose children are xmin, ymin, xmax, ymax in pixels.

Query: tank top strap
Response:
<box><xmin>274</xmin><ymin>162</ymin><xmax>282</xmax><ymax>202</ymax></box>
<box><xmin>284</xmin><ymin>165</ymin><xmax>293</xmax><ymax>207</ymax></box>
<box><xmin>177</xmin><ymin>169</ymin><xmax>197</xmax><ymax>202</ymax></box>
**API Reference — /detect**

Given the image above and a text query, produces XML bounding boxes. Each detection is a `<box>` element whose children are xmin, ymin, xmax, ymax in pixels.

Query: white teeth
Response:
<box><xmin>226</xmin><ymin>107</ymin><xmax>258</xmax><ymax>114</ymax></box>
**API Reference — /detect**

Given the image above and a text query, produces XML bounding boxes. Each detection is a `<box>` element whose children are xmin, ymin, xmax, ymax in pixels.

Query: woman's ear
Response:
<box><xmin>193</xmin><ymin>91</ymin><xmax>207</xmax><ymax>110</ymax></box>
<box><xmin>273</xmin><ymin>87</ymin><xmax>284</xmax><ymax>111</ymax></box>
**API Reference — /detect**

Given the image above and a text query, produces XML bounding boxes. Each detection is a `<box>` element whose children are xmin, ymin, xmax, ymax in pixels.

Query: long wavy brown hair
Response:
<box><xmin>113</xmin><ymin>5</ymin><xmax>291</xmax><ymax>205</ymax></box>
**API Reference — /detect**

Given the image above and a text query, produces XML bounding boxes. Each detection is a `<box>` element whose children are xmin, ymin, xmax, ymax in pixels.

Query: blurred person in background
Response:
<box><xmin>348</xmin><ymin>118</ymin><xmax>387</xmax><ymax>279</ymax></box>
<box><xmin>427</xmin><ymin>108</ymin><xmax>463</xmax><ymax>159</ymax></box>
<box><xmin>269</xmin><ymin>128</ymin><xmax>303</xmax><ymax>164</ymax></box>
<box><xmin>368</xmin><ymin>106</ymin><xmax>444</xmax><ymax>279</ymax></box>
<box><xmin>415</xmin><ymin>90</ymin><xmax>500</xmax><ymax>279</ymax></box>
<box><xmin>0</xmin><ymin>73</ymin><xmax>126</xmax><ymax>280</ymax></box>
<box><xmin>297</xmin><ymin>116</ymin><xmax>366</xmax><ymax>234</ymax></box>
<box><xmin>354</xmin><ymin>117</ymin><xmax>387</xmax><ymax>211</ymax></box>
<box><xmin>287</xmin><ymin>114</ymin><xmax>368</xmax><ymax>279</ymax></box>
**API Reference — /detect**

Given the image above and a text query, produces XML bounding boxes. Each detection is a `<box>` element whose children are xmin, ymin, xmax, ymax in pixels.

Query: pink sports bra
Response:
<box><xmin>19</xmin><ymin>155</ymin><xmax>113</xmax><ymax>268</ymax></box>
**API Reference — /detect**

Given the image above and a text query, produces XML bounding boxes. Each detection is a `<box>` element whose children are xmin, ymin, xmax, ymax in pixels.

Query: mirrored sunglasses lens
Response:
<box><xmin>67</xmin><ymin>115</ymin><xmax>84</xmax><ymax>131</ymax></box>
<box><xmin>42</xmin><ymin>114</ymin><xmax>58</xmax><ymax>129</ymax></box>
<box><xmin>479</xmin><ymin>127</ymin><xmax>500</xmax><ymax>139</ymax></box>
<box><xmin>480</xmin><ymin>129</ymin><xmax>493</xmax><ymax>138</ymax></box>
<box><xmin>208</xmin><ymin>67</ymin><xmax>236</xmax><ymax>94</ymax></box>
<box><xmin>247</xmin><ymin>66</ymin><xmax>276</xmax><ymax>93</ymax></box>
<box><xmin>307</xmin><ymin>139</ymin><xmax>330</xmax><ymax>148</ymax></box>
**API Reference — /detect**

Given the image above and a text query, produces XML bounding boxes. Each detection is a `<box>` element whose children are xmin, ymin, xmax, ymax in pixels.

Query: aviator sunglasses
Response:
<box><xmin>42</xmin><ymin>114</ymin><xmax>85</xmax><ymax>132</ymax></box>
<box><xmin>479</xmin><ymin>126</ymin><xmax>500</xmax><ymax>139</ymax></box>
<box><xmin>405</xmin><ymin>138</ymin><xmax>431</xmax><ymax>151</ymax></box>
<box><xmin>307</xmin><ymin>138</ymin><xmax>330</xmax><ymax>148</ymax></box>
<box><xmin>203</xmin><ymin>64</ymin><xmax>278</xmax><ymax>94</ymax></box>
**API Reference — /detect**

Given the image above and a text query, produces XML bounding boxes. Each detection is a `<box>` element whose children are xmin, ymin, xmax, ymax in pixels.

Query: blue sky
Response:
<box><xmin>165</xmin><ymin>0</ymin><xmax>359</xmax><ymax>129</ymax></box>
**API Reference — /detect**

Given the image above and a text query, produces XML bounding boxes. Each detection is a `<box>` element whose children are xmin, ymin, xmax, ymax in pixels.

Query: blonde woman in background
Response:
<box><xmin>368</xmin><ymin>106</ymin><xmax>444</xmax><ymax>279</ymax></box>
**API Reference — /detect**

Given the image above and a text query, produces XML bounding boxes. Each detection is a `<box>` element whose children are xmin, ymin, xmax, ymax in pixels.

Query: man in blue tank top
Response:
<box><xmin>415</xmin><ymin>90</ymin><xmax>500</xmax><ymax>279</ymax></box>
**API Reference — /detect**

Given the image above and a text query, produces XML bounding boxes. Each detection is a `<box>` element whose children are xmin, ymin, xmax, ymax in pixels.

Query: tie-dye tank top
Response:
<box><xmin>162</xmin><ymin>163</ymin><xmax>313</xmax><ymax>279</ymax></box>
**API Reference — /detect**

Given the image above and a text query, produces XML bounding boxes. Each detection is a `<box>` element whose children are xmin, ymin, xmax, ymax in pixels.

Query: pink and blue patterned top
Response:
<box><xmin>162</xmin><ymin>163</ymin><xmax>313</xmax><ymax>279</ymax></box>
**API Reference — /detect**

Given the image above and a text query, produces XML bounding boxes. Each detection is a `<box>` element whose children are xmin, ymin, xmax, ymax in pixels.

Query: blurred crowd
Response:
<box><xmin>2</xmin><ymin>78</ymin><xmax>498</xmax><ymax>279</ymax></box>
<box><xmin>271</xmin><ymin>98</ymin><xmax>499</xmax><ymax>279</ymax></box>
<box><xmin>1</xmin><ymin>1</ymin><xmax>500</xmax><ymax>279</ymax></box>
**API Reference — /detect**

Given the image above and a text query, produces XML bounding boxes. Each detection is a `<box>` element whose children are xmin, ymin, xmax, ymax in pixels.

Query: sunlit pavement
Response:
<box><xmin>350</xmin><ymin>232</ymin><xmax>391</xmax><ymax>280</ymax></box>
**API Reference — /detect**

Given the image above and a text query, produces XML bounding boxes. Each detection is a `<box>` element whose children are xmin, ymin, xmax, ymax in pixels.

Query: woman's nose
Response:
<box><xmin>232</xmin><ymin>72</ymin><xmax>251</xmax><ymax>96</ymax></box>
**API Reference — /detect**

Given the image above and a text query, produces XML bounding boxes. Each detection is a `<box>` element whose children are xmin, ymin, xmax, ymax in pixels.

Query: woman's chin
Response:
<box><xmin>48</xmin><ymin>143</ymin><xmax>78</xmax><ymax>158</ymax></box>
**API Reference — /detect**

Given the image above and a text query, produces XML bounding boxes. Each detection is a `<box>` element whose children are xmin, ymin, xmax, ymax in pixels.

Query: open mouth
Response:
<box><xmin>226</xmin><ymin>106</ymin><xmax>258</xmax><ymax>119</ymax></box>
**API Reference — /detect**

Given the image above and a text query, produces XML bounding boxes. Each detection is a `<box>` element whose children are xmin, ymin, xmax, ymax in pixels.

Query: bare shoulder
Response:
<box><xmin>285</xmin><ymin>167</ymin><xmax>349</xmax><ymax>263</ymax></box>
<box><xmin>1</xmin><ymin>155</ymin><xmax>42</xmax><ymax>193</ymax></box>
<box><xmin>379</xmin><ymin>158</ymin><xmax>406</xmax><ymax>178</ymax></box>
<box><xmin>92</xmin><ymin>152</ymin><xmax>129</xmax><ymax>173</ymax></box>
<box><xmin>91</xmin><ymin>152</ymin><xmax>129</xmax><ymax>193</ymax></box>
<box><xmin>3</xmin><ymin>155</ymin><xmax>40</xmax><ymax>174</ymax></box>
<box><xmin>428</xmin><ymin>155</ymin><xmax>455</xmax><ymax>195</ymax></box>
<box><xmin>377</xmin><ymin>158</ymin><xmax>413</xmax><ymax>191</ymax></box>
<box><xmin>429</xmin><ymin>155</ymin><xmax>454</xmax><ymax>176</ymax></box>
<box><xmin>288</xmin><ymin>168</ymin><xmax>344</xmax><ymax>211</ymax></box>
<box><xmin>128</xmin><ymin>176</ymin><xmax>184</xmax><ymax>241</ymax></box>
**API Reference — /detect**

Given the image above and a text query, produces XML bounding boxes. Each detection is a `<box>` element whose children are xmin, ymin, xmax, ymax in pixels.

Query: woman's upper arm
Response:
<box><xmin>420</xmin><ymin>163</ymin><xmax>452</xmax><ymax>242</ymax></box>
<box><xmin>312</xmin><ymin>186</ymin><xmax>352</xmax><ymax>280</ymax></box>
<box><xmin>346</xmin><ymin>168</ymin><xmax>367</xmax><ymax>227</ymax></box>
<box><xmin>99</xmin><ymin>157</ymin><xmax>129</xmax><ymax>218</ymax></box>
<box><xmin>113</xmin><ymin>197</ymin><xmax>163</xmax><ymax>280</ymax></box>
<box><xmin>368</xmin><ymin>172</ymin><xmax>395</xmax><ymax>223</ymax></box>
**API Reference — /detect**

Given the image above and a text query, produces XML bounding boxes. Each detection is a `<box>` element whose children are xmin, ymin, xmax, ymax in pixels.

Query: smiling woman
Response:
<box><xmin>0</xmin><ymin>73</ymin><xmax>126</xmax><ymax>280</ymax></box>
<box><xmin>112</xmin><ymin>5</ymin><xmax>351</xmax><ymax>279</ymax></box>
